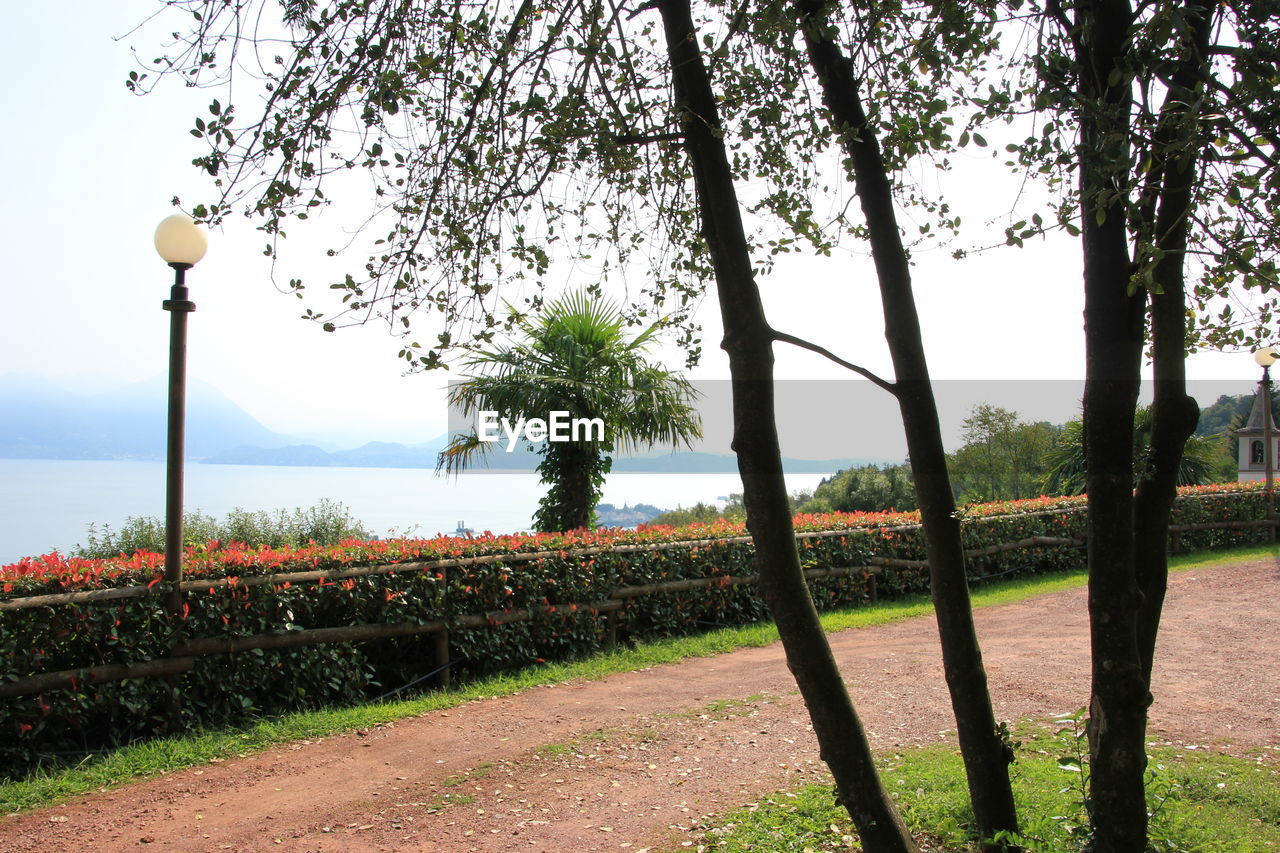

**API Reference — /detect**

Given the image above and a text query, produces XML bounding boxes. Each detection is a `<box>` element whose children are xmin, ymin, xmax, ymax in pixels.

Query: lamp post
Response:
<box><xmin>1255</xmin><ymin>346</ymin><xmax>1279</xmax><ymax>541</ymax></box>
<box><xmin>154</xmin><ymin>214</ymin><xmax>209</xmax><ymax>620</ymax></box>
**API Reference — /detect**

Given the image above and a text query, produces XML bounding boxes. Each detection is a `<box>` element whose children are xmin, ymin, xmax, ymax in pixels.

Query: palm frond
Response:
<box><xmin>436</xmin><ymin>431</ymin><xmax>496</xmax><ymax>476</ymax></box>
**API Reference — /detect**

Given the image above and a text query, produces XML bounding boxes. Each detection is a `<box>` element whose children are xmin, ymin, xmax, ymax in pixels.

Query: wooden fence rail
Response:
<box><xmin>1</xmin><ymin>507</ymin><xmax>1270</xmax><ymax>700</ymax></box>
<box><xmin>0</xmin><ymin>533</ymin><xmax>1059</xmax><ymax>700</ymax></box>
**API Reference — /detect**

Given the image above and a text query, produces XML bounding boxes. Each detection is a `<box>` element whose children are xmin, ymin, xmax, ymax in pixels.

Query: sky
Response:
<box><xmin>0</xmin><ymin>2</ymin><xmax>1266</xmax><ymax>457</ymax></box>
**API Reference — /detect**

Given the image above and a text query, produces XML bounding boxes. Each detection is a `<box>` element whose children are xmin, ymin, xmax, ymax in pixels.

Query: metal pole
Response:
<box><xmin>1265</xmin><ymin>365</ymin><xmax>1275</xmax><ymax>542</ymax></box>
<box><xmin>163</xmin><ymin>264</ymin><xmax>196</xmax><ymax>620</ymax></box>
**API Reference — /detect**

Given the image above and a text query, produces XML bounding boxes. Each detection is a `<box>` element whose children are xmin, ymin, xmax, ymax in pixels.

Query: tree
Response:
<box><xmin>798</xmin><ymin>463</ymin><xmax>918</xmax><ymax>514</ymax></box>
<box><xmin>1195</xmin><ymin>394</ymin><xmax>1256</xmax><ymax>440</ymax></box>
<box><xmin>646</xmin><ymin>501</ymin><xmax>726</xmax><ymax>526</ymax></box>
<box><xmin>137</xmin><ymin>1</ymin><xmax>1279</xmax><ymax>848</ymax></box>
<box><xmin>1196</xmin><ymin>393</ymin><xmax>1275</xmax><ymax>478</ymax></box>
<box><xmin>655</xmin><ymin>1</ymin><xmax>920</xmax><ymax>844</ymax></box>
<box><xmin>138</xmin><ymin>2</ymin><xmax>920</xmax><ymax>845</ymax></box>
<box><xmin>1040</xmin><ymin>407</ymin><xmax>1231</xmax><ymax>496</ymax></box>
<box><xmin>999</xmin><ymin>0</ymin><xmax>1279</xmax><ymax>846</ymax></box>
<box><xmin>947</xmin><ymin>405</ymin><xmax>1058</xmax><ymax>503</ymax></box>
<box><xmin>649</xmin><ymin>494</ymin><xmax>749</xmax><ymax>526</ymax></box>
<box><xmin>438</xmin><ymin>291</ymin><xmax>701</xmax><ymax>532</ymax></box>
<box><xmin>786</xmin><ymin>2</ymin><xmax>1023</xmax><ymax>843</ymax></box>
<box><xmin>138</xmin><ymin>0</ymin><xmax>1035</xmax><ymax>845</ymax></box>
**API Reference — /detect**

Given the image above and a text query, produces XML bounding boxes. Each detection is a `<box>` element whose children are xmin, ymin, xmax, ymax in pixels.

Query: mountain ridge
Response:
<box><xmin>0</xmin><ymin>373</ymin><xmax>291</xmax><ymax>461</ymax></box>
<box><xmin>0</xmin><ymin>373</ymin><xmax>882</xmax><ymax>473</ymax></box>
<box><xmin>204</xmin><ymin>440</ymin><xmax>873</xmax><ymax>473</ymax></box>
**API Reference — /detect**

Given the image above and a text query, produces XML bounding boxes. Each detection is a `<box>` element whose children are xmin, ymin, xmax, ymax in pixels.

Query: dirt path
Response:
<box><xmin>3</xmin><ymin>558</ymin><xmax>1277</xmax><ymax>852</ymax></box>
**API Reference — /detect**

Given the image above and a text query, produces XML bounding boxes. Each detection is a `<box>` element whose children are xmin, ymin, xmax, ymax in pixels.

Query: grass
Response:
<box><xmin>658</xmin><ymin>694</ymin><xmax>775</xmax><ymax>722</ymax></box>
<box><xmin>690</xmin><ymin>724</ymin><xmax>1280</xmax><ymax>852</ymax></box>
<box><xmin>1</xmin><ymin>543</ymin><xmax>1271</xmax><ymax>817</ymax></box>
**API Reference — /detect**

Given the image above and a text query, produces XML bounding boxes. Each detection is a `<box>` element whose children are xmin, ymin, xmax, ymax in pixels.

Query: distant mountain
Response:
<box><xmin>202</xmin><ymin>438</ymin><xmax>873</xmax><ymax>474</ymax></box>
<box><xmin>332</xmin><ymin>440</ymin><xmax>451</xmax><ymax>468</ymax></box>
<box><xmin>0</xmin><ymin>373</ymin><xmax>292</xmax><ymax>461</ymax></box>
<box><xmin>205</xmin><ymin>440</ymin><xmax>446</xmax><ymax>468</ymax></box>
<box><xmin>0</xmin><ymin>373</ymin><xmax>877</xmax><ymax>471</ymax></box>
<box><xmin>206</xmin><ymin>444</ymin><xmax>336</xmax><ymax>467</ymax></box>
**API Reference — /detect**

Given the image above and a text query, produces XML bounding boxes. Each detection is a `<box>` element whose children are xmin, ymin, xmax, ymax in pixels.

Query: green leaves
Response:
<box><xmin>441</xmin><ymin>290</ymin><xmax>701</xmax><ymax>531</ymax></box>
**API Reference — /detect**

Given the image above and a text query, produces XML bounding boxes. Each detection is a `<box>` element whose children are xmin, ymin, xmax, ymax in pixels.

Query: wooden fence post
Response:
<box><xmin>432</xmin><ymin>628</ymin><xmax>451</xmax><ymax>690</ymax></box>
<box><xmin>604</xmin><ymin>608</ymin><xmax>619</xmax><ymax>648</ymax></box>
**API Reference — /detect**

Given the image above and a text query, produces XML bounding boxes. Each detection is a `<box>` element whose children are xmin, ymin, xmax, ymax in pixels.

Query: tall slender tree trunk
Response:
<box><xmin>1073</xmin><ymin>1</ymin><xmax>1153</xmax><ymax>848</ymax></box>
<box><xmin>792</xmin><ymin>3</ymin><xmax>1019</xmax><ymax>847</ymax></box>
<box><xmin>1079</xmin><ymin>206</ymin><xmax>1150</xmax><ymax>853</ymax></box>
<box><xmin>1072</xmin><ymin>2</ymin><xmax>1216</xmax><ymax>849</ymax></box>
<box><xmin>1133</xmin><ymin>2</ymin><xmax>1211</xmax><ymax>684</ymax></box>
<box><xmin>656</xmin><ymin>0</ymin><xmax>917</xmax><ymax>848</ymax></box>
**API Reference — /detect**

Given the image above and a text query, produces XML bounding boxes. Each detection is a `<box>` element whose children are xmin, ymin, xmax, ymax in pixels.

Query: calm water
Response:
<box><xmin>0</xmin><ymin>459</ymin><xmax>829</xmax><ymax>564</ymax></box>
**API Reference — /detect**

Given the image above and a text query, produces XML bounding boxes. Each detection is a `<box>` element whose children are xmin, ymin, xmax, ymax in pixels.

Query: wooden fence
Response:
<box><xmin>1</xmin><ymin>509</ymin><xmax>1269</xmax><ymax>701</ymax></box>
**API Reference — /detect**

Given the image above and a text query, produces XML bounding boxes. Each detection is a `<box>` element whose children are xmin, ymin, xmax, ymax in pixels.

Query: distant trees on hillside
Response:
<box><xmin>780</xmin><ymin>399</ymin><xmax>1244</xmax><ymax>518</ymax></box>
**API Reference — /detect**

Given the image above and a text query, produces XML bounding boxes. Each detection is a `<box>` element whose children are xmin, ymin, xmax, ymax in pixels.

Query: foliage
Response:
<box><xmin>130</xmin><ymin>0</ymin><xmax>1016</xmax><ymax>364</ymax></box>
<box><xmin>796</xmin><ymin>464</ymin><xmax>919</xmax><ymax>514</ymax></box>
<box><xmin>129</xmin><ymin>3</ymin><xmax>1280</xmax><ymax>846</ymax></box>
<box><xmin>0</xmin><ymin>483</ymin><xmax>1266</xmax><ymax>779</ymax></box>
<box><xmin>694</xmin><ymin>725</ymin><xmax>1280</xmax><ymax>852</ymax></box>
<box><xmin>1194</xmin><ymin>394</ymin><xmax>1257</xmax><ymax>439</ymax></box>
<box><xmin>947</xmin><ymin>405</ymin><xmax>1059</xmax><ymax>504</ymax></box>
<box><xmin>1194</xmin><ymin>392</ymin><xmax>1276</xmax><ymax>478</ymax></box>
<box><xmin>131</xmin><ymin>0</ymin><xmax>722</xmax><ymax>366</ymax></box>
<box><xmin>795</xmin><ymin>404</ymin><xmax>1067</xmax><ymax>512</ymax></box>
<box><xmin>968</xmin><ymin>0</ymin><xmax>1280</xmax><ymax>351</ymax></box>
<box><xmin>647</xmin><ymin>501</ymin><xmax>731</xmax><ymax>527</ymax></box>
<box><xmin>72</xmin><ymin>500</ymin><xmax>370</xmax><ymax>560</ymax></box>
<box><xmin>648</xmin><ymin>494</ymin><xmax>776</xmax><ymax>526</ymax></box>
<box><xmin>439</xmin><ymin>291</ymin><xmax>700</xmax><ymax>532</ymax></box>
<box><xmin>1041</xmin><ymin>407</ymin><xmax>1233</xmax><ymax>496</ymax></box>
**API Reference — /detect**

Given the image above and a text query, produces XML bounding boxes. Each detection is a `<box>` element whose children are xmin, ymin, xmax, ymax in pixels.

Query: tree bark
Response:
<box><xmin>536</xmin><ymin>442</ymin><xmax>598</xmax><ymax>531</ymax></box>
<box><xmin>656</xmin><ymin>0</ymin><xmax>918</xmax><ymax>848</ymax></box>
<box><xmin>792</xmin><ymin>3</ymin><xmax>1019</xmax><ymax>847</ymax></box>
<box><xmin>1074</xmin><ymin>1</ymin><xmax>1152</xmax><ymax>848</ymax></box>
<box><xmin>1133</xmin><ymin>1</ymin><xmax>1212</xmax><ymax>685</ymax></box>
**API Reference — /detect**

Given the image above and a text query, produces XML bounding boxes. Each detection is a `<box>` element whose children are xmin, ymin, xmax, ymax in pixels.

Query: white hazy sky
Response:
<box><xmin>0</xmin><ymin>2</ymin><xmax>1263</xmax><ymax>453</ymax></box>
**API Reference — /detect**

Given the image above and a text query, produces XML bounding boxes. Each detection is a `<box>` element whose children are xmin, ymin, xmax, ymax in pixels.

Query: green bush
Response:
<box><xmin>0</xmin><ymin>487</ymin><xmax>1266</xmax><ymax>779</ymax></box>
<box><xmin>72</xmin><ymin>499</ymin><xmax>369</xmax><ymax>559</ymax></box>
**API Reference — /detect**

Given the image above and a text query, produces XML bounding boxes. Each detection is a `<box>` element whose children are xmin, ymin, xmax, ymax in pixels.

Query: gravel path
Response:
<box><xmin>3</xmin><ymin>557</ymin><xmax>1276</xmax><ymax>852</ymax></box>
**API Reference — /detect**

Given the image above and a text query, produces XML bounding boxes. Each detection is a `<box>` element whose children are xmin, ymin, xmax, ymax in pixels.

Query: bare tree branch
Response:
<box><xmin>771</xmin><ymin>329</ymin><xmax>897</xmax><ymax>394</ymax></box>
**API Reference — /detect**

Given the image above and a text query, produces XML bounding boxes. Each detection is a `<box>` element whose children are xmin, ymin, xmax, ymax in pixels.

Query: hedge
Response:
<box><xmin>0</xmin><ymin>483</ymin><xmax>1269</xmax><ymax>779</ymax></box>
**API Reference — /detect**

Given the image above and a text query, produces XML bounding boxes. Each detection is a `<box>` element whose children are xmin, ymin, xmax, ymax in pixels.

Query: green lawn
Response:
<box><xmin>692</xmin><ymin>724</ymin><xmax>1280</xmax><ymax>852</ymax></box>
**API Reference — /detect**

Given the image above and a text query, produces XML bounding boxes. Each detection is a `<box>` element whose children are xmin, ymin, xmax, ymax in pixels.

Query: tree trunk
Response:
<box><xmin>535</xmin><ymin>442</ymin><xmax>599</xmax><ymax>531</ymax></box>
<box><xmin>792</xmin><ymin>3</ymin><xmax>1019</xmax><ymax>847</ymax></box>
<box><xmin>1074</xmin><ymin>2</ymin><xmax>1152</xmax><ymax>848</ymax></box>
<box><xmin>1133</xmin><ymin>1</ymin><xmax>1211</xmax><ymax>685</ymax></box>
<box><xmin>656</xmin><ymin>0</ymin><xmax>917</xmax><ymax>848</ymax></box>
<box><xmin>1080</xmin><ymin>218</ymin><xmax>1150</xmax><ymax>853</ymax></box>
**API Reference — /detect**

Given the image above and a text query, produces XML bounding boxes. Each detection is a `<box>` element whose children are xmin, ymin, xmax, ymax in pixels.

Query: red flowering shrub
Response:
<box><xmin>0</xmin><ymin>483</ymin><xmax>1266</xmax><ymax>778</ymax></box>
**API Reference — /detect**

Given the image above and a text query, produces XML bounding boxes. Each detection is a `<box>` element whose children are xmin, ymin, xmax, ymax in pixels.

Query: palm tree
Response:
<box><xmin>1040</xmin><ymin>406</ymin><xmax>1229</xmax><ymax>496</ymax></box>
<box><xmin>438</xmin><ymin>291</ymin><xmax>701</xmax><ymax>532</ymax></box>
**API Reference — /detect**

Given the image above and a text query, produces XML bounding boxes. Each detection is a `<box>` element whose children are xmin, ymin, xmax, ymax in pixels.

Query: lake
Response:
<box><xmin>0</xmin><ymin>459</ymin><xmax>832</xmax><ymax>564</ymax></box>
